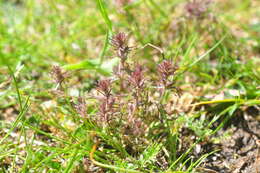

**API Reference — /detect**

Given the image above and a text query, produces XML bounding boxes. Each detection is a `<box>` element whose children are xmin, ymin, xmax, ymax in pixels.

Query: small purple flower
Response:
<box><xmin>73</xmin><ymin>97</ymin><xmax>87</xmax><ymax>117</ymax></box>
<box><xmin>96</xmin><ymin>79</ymin><xmax>116</xmax><ymax>124</ymax></box>
<box><xmin>110</xmin><ymin>32</ymin><xmax>131</xmax><ymax>62</ymax></box>
<box><xmin>157</xmin><ymin>60</ymin><xmax>176</xmax><ymax>86</ymax></box>
<box><xmin>131</xmin><ymin>118</ymin><xmax>146</xmax><ymax>136</ymax></box>
<box><xmin>96</xmin><ymin>79</ymin><xmax>112</xmax><ymax>97</ymax></box>
<box><xmin>50</xmin><ymin>65</ymin><xmax>66</xmax><ymax>86</ymax></box>
<box><xmin>185</xmin><ymin>0</ymin><xmax>212</xmax><ymax>19</ymax></box>
<box><xmin>115</xmin><ymin>0</ymin><xmax>133</xmax><ymax>7</ymax></box>
<box><xmin>158</xmin><ymin>60</ymin><xmax>175</xmax><ymax>77</ymax></box>
<box><xmin>99</xmin><ymin>97</ymin><xmax>115</xmax><ymax>123</ymax></box>
<box><xmin>126</xmin><ymin>105</ymin><xmax>147</xmax><ymax>136</ymax></box>
<box><xmin>129</xmin><ymin>65</ymin><xmax>145</xmax><ymax>89</ymax></box>
<box><xmin>111</xmin><ymin>32</ymin><xmax>127</xmax><ymax>49</ymax></box>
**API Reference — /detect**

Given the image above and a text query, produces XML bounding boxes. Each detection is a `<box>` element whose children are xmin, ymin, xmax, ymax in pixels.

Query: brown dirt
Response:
<box><xmin>198</xmin><ymin>106</ymin><xmax>260</xmax><ymax>173</ymax></box>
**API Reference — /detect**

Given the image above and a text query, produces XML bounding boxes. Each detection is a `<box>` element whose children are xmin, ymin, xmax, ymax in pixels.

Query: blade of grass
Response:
<box><xmin>139</xmin><ymin>143</ymin><xmax>162</xmax><ymax>167</ymax></box>
<box><xmin>166</xmin><ymin>141</ymin><xmax>198</xmax><ymax>171</ymax></box>
<box><xmin>90</xmin><ymin>143</ymin><xmax>143</xmax><ymax>173</ymax></box>
<box><xmin>187</xmin><ymin>150</ymin><xmax>219</xmax><ymax>171</ymax></box>
<box><xmin>148</xmin><ymin>0</ymin><xmax>167</xmax><ymax>18</ymax></box>
<box><xmin>25</xmin><ymin>123</ymin><xmax>71</xmax><ymax>145</ymax></box>
<box><xmin>96</xmin><ymin>130</ymin><xmax>129</xmax><ymax>158</ymax></box>
<box><xmin>63</xmin><ymin>58</ymin><xmax>119</xmax><ymax>76</ymax></box>
<box><xmin>7</xmin><ymin>64</ymin><xmax>23</xmax><ymax>110</ymax></box>
<box><xmin>96</xmin><ymin>0</ymin><xmax>113</xmax><ymax>65</ymax></box>
<box><xmin>211</xmin><ymin>104</ymin><xmax>239</xmax><ymax>134</ymax></box>
<box><xmin>0</xmin><ymin>96</ymin><xmax>30</xmax><ymax>145</ymax></box>
<box><xmin>193</xmin><ymin>98</ymin><xmax>244</xmax><ymax>106</ymax></box>
<box><xmin>96</xmin><ymin>0</ymin><xmax>112</xmax><ymax>31</ymax></box>
<box><xmin>177</xmin><ymin>34</ymin><xmax>227</xmax><ymax>76</ymax></box>
<box><xmin>193</xmin><ymin>98</ymin><xmax>260</xmax><ymax>106</ymax></box>
<box><xmin>181</xmin><ymin>33</ymin><xmax>198</xmax><ymax>66</ymax></box>
<box><xmin>99</xmin><ymin>29</ymin><xmax>111</xmax><ymax>66</ymax></box>
<box><xmin>33</xmin><ymin>141</ymin><xmax>85</xmax><ymax>170</ymax></box>
<box><xmin>64</xmin><ymin>148</ymin><xmax>79</xmax><ymax>173</ymax></box>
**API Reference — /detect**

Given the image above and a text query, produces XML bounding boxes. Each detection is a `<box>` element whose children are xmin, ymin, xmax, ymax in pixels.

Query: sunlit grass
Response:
<box><xmin>0</xmin><ymin>0</ymin><xmax>259</xmax><ymax>172</ymax></box>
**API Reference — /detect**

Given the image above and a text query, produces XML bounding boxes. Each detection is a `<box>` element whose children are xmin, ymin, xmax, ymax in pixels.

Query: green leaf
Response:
<box><xmin>63</xmin><ymin>59</ymin><xmax>99</xmax><ymax>70</ymax></box>
<box><xmin>99</xmin><ymin>57</ymin><xmax>120</xmax><ymax>74</ymax></box>
<box><xmin>63</xmin><ymin>58</ymin><xmax>120</xmax><ymax>76</ymax></box>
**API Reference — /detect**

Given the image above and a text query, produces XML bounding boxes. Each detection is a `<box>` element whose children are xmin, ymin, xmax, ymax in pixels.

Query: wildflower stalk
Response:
<box><xmin>129</xmin><ymin>65</ymin><xmax>145</xmax><ymax>109</ymax></box>
<box><xmin>96</xmin><ymin>79</ymin><xmax>116</xmax><ymax>124</ymax></box>
<box><xmin>110</xmin><ymin>32</ymin><xmax>132</xmax><ymax>73</ymax></box>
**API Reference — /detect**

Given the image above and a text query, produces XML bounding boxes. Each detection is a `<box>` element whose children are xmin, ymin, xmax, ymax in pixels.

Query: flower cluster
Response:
<box><xmin>126</xmin><ymin>109</ymin><xmax>147</xmax><ymax>136</ymax></box>
<box><xmin>96</xmin><ymin>79</ymin><xmax>115</xmax><ymax>124</ymax></box>
<box><xmin>185</xmin><ymin>0</ymin><xmax>212</xmax><ymax>19</ymax></box>
<box><xmin>129</xmin><ymin>65</ymin><xmax>145</xmax><ymax>89</ymax></box>
<box><xmin>96</xmin><ymin>79</ymin><xmax>112</xmax><ymax>97</ymax></box>
<box><xmin>110</xmin><ymin>32</ymin><xmax>131</xmax><ymax>65</ymax></box>
<box><xmin>50</xmin><ymin>32</ymin><xmax>180</xmax><ymax>155</ymax></box>
<box><xmin>115</xmin><ymin>0</ymin><xmax>133</xmax><ymax>7</ymax></box>
<box><xmin>50</xmin><ymin>65</ymin><xmax>67</xmax><ymax>87</ymax></box>
<box><xmin>73</xmin><ymin>97</ymin><xmax>87</xmax><ymax>118</ymax></box>
<box><xmin>98</xmin><ymin>97</ymin><xmax>115</xmax><ymax>123</ymax></box>
<box><xmin>157</xmin><ymin>60</ymin><xmax>177</xmax><ymax>88</ymax></box>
